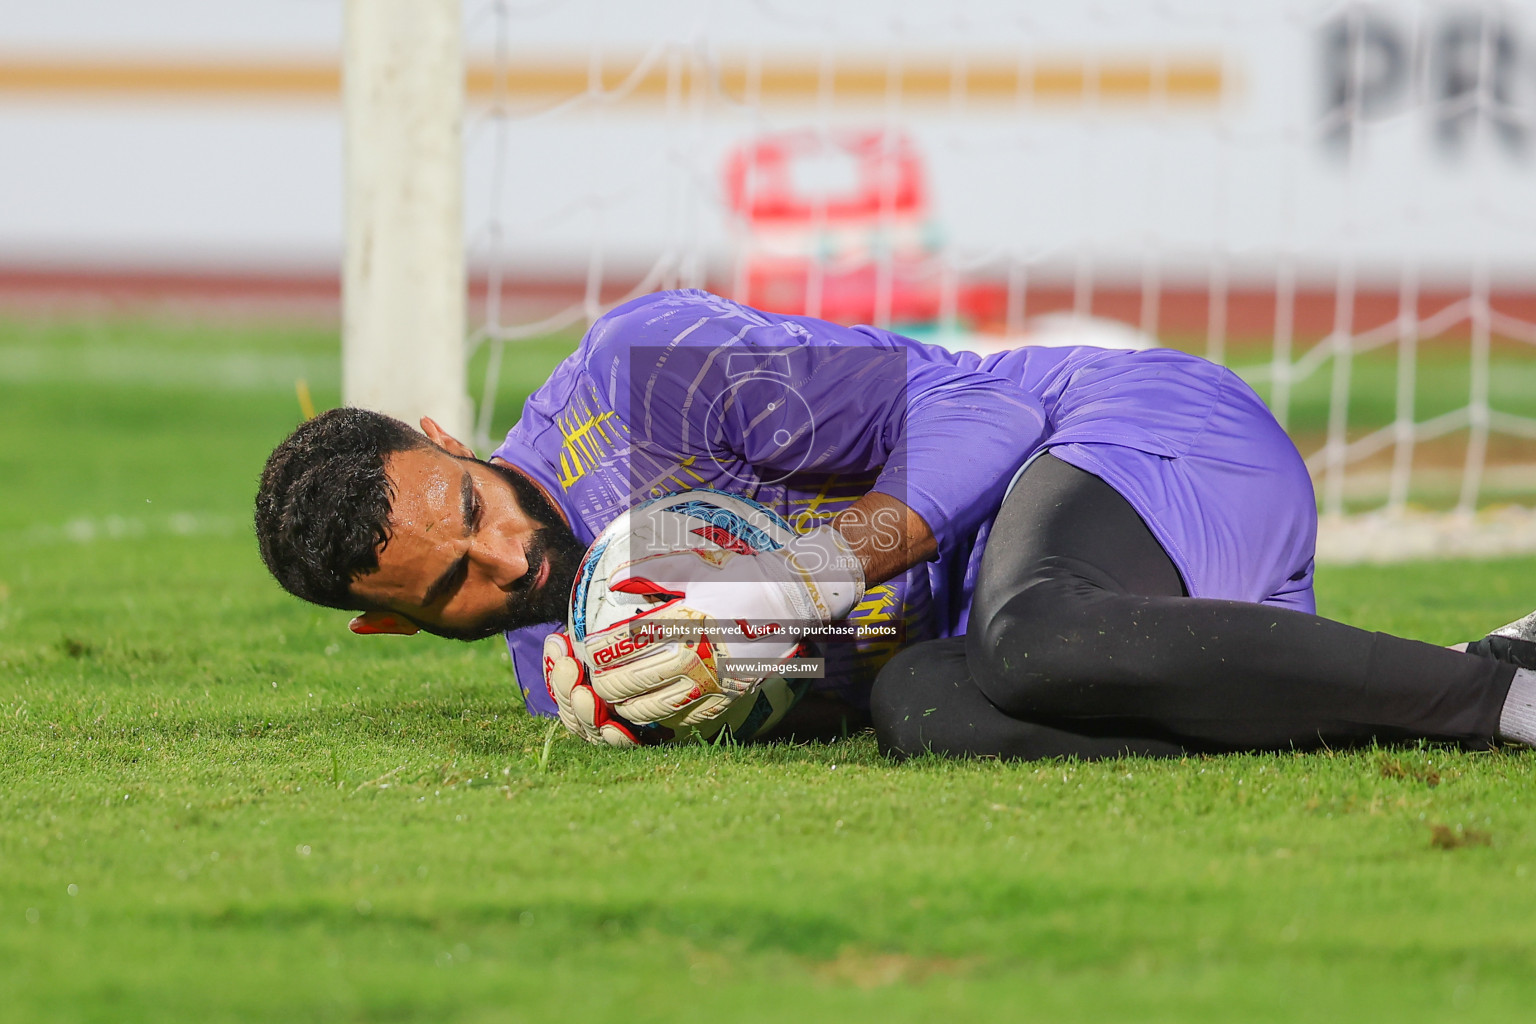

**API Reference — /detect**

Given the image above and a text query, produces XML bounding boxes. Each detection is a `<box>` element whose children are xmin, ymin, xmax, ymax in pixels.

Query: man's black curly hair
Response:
<box><xmin>254</xmin><ymin>407</ymin><xmax>429</xmax><ymax>609</ymax></box>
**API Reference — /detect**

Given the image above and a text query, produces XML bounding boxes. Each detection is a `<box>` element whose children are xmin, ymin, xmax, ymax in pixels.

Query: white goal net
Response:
<box><xmin>451</xmin><ymin>0</ymin><xmax>1536</xmax><ymax>562</ymax></box>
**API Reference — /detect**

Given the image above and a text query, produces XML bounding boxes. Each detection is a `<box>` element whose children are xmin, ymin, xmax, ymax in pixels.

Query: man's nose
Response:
<box><xmin>474</xmin><ymin>535</ymin><xmax>528</xmax><ymax>589</ymax></box>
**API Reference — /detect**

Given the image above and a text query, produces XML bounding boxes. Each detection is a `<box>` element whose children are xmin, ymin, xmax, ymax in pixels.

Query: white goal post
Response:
<box><xmin>342</xmin><ymin>0</ymin><xmax>470</xmax><ymax>441</ymax></box>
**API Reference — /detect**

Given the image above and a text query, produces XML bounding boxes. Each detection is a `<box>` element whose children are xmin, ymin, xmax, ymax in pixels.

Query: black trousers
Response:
<box><xmin>870</xmin><ymin>453</ymin><xmax>1517</xmax><ymax>761</ymax></box>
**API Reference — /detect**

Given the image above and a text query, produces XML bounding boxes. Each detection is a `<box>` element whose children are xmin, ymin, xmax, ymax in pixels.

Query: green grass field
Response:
<box><xmin>4</xmin><ymin>315</ymin><xmax>1536</xmax><ymax>1023</ymax></box>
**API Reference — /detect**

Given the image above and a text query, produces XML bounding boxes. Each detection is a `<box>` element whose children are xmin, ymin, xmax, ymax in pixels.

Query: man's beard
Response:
<box><xmin>424</xmin><ymin>460</ymin><xmax>586</xmax><ymax>642</ymax></box>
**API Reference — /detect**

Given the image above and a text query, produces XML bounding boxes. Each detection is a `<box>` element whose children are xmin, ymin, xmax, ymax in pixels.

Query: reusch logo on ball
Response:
<box><xmin>590</xmin><ymin>632</ymin><xmax>656</xmax><ymax>666</ymax></box>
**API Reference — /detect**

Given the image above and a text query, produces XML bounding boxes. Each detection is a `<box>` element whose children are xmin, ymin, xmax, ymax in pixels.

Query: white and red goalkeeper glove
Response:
<box><xmin>544</xmin><ymin>615</ymin><xmax>746</xmax><ymax>744</ymax></box>
<box><xmin>576</xmin><ymin>602</ymin><xmax>745</xmax><ymax>727</ymax></box>
<box><xmin>542</xmin><ymin>631</ymin><xmax>645</xmax><ymax>748</ymax></box>
<box><xmin>590</xmin><ymin>525</ymin><xmax>864</xmax><ymax>713</ymax></box>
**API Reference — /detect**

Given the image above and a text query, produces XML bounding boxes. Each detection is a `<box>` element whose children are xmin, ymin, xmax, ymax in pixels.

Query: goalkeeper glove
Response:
<box><xmin>542</xmin><ymin>631</ymin><xmax>644</xmax><ymax>748</ymax></box>
<box><xmin>577</xmin><ymin>603</ymin><xmax>745</xmax><ymax>726</ymax></box>
<box><xmin>592</xmin><ymin>524</ymin><xmax>864</xmax><ymax>708</ymax></box>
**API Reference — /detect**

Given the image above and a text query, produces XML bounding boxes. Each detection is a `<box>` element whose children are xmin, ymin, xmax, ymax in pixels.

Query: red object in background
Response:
<box><xmin>722</xmin><ymin>129</ymin><xmax>946</xmax><ymax>324</ymax></box>
<box><xmin>723</xmin><ymin>129</ymin><xmax>928</xmax><ymax>225</ymax></box>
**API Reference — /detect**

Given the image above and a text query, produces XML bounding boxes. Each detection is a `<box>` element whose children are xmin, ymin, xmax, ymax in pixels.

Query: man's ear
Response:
<box><xmin>348</xmin><ymin>611</ymin><xmax>421</xmax><ymax>636</ymax></box>
<box><xmin>419</xmin><ymin>417</ymin><xmax>476</xmax><ymax>460</ymax></box>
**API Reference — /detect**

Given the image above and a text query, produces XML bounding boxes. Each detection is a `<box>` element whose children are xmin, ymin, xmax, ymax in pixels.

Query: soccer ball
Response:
<box><xmin>567</xmin><ymin>488</ymin><xmax>812</xmax><ymax>744</ymax></box>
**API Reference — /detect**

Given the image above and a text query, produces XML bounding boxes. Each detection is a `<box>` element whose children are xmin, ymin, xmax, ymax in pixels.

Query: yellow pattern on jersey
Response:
<box><xmin>556</xmin><ymin>392</ymin><xmax>625</xmax><ymax>489</ymax></box>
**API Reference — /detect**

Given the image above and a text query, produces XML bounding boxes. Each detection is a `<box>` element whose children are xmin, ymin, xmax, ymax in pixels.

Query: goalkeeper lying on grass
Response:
<box><xmin>255</xmin><ymin>289</ymin><xmax>1536</xmax><ymax>759</ymax></box>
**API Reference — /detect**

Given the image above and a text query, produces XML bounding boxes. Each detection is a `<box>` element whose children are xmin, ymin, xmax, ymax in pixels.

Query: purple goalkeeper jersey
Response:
<box><xmin>494</xmin><ymin>289</ymin><xmax>1316</xmax><ymax>717</ymax></box>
